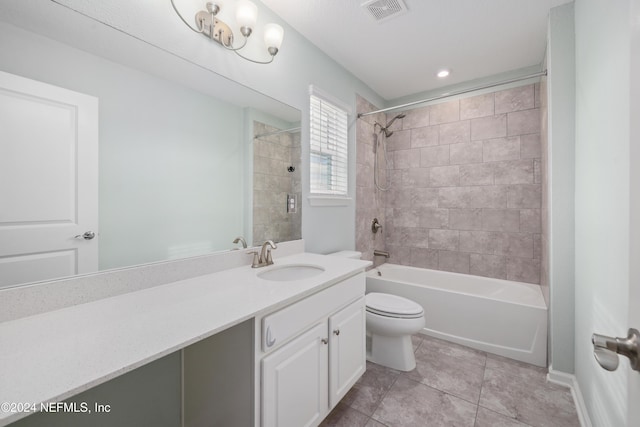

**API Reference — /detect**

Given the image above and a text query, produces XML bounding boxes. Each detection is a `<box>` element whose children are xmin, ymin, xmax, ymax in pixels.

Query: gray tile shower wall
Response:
<box><xmin>253</xmin><ymin>122</ymin><xmax>302</xmax><ymax>245</ymax></box>
<box><xmin>356</xmin><ymin>96</ymin><xmax>388</xmax><ymax>266</ymax></box>
<box><xmin>356</xmin><ymin>85</ymin><xmax>542</xmax><ymax>284</ymax></box>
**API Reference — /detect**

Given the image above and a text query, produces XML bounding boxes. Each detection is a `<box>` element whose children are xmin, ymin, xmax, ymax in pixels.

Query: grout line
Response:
<box><xmin>344</xmin><ymin>405</ymin><xmax>375</xmax><ymax>427</ymax></box>
<box><xmin>476</xmin><ymin>406</ymin><xmax>536</xmax><ymax>427</ymax></box>
<box><xmin>478</xmin><ymin>365</ymin><xmax>563</xmax><ymax>426</ymax></box>
<box><xmin>401</xmin><ymin>374</ymin><xmax>481</xmax><ymax>409</ymax></box>
<box><xmin>473</xmin><ymin>405</ymin><xmax>480</xmax><ymax>427</ymax></box>
<box><xmin>473</xmin><ymin>357</ymin><xmax>488</xmax><ymax>426</ymax></box>
<box><xmin>348</xmin><ymin>405</ymin><xmax>371</xmax><ymax>419</ymax></box>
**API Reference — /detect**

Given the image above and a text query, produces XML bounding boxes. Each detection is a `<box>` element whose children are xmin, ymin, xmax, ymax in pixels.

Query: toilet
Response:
<box><xmin>328</xmin><ymin>250</ymin><xmax>425</xmax><ymax>371</ymax></box>
<box><xmin>365</xmin><ymin>292</ymin><xmax>425</xmax><ymax>371</ymax></box>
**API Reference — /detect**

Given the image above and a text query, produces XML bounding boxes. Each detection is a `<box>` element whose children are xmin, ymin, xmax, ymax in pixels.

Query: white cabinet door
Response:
<box><xmin>328</xmin><ymin>297</ymin><xmax>366</xmax><ymax>408</ymax></box>
<box><xmin>262</xmin><ymin>322</ymin><xmax>329</xmax><ymax>427</ymax></box>
<box><xmin>0</xmin><ymin>71</ymin><xmax>98</xmax><ymax>288</ymax></box>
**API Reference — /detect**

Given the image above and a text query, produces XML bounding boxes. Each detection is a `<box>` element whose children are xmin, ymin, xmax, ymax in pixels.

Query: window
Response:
<box><xmin>309</xmin><ymin>90</ymin><xmax>348</xmax><ymax>196</ymax></box>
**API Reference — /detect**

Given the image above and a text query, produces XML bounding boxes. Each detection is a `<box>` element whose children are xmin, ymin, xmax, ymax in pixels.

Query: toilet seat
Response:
<box><xmin>366</xmin><ymin>292</ymin><xmax>424</xmax><ymax>319</ymax></box>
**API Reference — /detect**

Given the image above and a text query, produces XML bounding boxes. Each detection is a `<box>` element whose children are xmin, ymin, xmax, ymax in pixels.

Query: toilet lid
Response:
<box><xmin>366</xmin><ymin>293</ymin><xmax>424</xmax><ymax>318</ymax></box>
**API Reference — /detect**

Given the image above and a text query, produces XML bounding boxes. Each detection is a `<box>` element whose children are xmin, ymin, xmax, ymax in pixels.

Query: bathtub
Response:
<box><xmin>366</xmin><ymin>264</ymin><xmax>547</xmax><ymax>367</ymax></box>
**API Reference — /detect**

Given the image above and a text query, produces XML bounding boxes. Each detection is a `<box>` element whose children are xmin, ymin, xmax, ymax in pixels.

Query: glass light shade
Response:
<box><xmin>264</xmin><ymin>23</ymin><xmax>284</xmax><ymax>49</ymax></box>
<box><xmin>236</xmin><ymin>0</ymin><xmax>258</xmax><ymax>29</ymax></box>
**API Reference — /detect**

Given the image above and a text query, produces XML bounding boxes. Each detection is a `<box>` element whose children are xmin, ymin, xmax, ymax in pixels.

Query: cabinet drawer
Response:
<box><xmin>261</xmin><ymin>273</ymin><xmax>365</xmax><ymax>352</ymax></box>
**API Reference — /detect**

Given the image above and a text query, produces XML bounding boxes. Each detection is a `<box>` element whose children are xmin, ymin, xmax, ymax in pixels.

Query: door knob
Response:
<box><xmin>592</xmin><ymin>328</ymin><xmax>639</xmax><ymax>372</ymax></box>
<box><xmin>74</xmin><ymin>231</ymin><xmax>96</xmax><ymax>240</ymax></box>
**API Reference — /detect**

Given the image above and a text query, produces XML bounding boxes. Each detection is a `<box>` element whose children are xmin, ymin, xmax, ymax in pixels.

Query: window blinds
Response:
<box><xmin>309</xmin><ymin>94</ymin><xmax>348</xmax><ymax>195</ymax></box>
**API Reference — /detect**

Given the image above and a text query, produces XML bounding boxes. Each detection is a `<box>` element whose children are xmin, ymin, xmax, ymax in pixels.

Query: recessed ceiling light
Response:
<box><xmin>437</xmin><ymin>69</ymin><xmax>450</xmax><ymax>78</ymax></box>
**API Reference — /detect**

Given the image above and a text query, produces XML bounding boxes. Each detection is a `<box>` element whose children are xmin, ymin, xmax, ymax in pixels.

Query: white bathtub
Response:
<box><xmin>366</xmin><ymin>264</ymin><xmax>548</xmax><ymax>367</ymax></box>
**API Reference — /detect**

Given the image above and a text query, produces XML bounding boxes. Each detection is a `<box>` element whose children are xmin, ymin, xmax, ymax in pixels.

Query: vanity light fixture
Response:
<box><xmin>171</xmin><ymin>0</ymin><xmax>284</xmax><ymax>64</ymax></box>
<box><xmin>437</xmin><ymin>69</ymin><xmax>450</xmax><ymax>78</ymax></box>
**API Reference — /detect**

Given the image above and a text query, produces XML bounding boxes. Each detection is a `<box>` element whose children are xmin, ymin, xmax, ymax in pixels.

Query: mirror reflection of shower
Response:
<box><xmin>252</xmin><ymin>122</ymin><xmax>302</xmax><ymax>246</ymax></box>
<box><xmin>373</xmin><ymin>113</ymin><xmax>406</xmax><ymax>191</ymax></box>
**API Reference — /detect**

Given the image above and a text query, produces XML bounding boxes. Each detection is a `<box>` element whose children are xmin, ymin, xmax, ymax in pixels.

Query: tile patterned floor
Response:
<box><xmin>320</xmin><ymin>335</ymin><xmax>580</xmax><ymax>427</ymax></box>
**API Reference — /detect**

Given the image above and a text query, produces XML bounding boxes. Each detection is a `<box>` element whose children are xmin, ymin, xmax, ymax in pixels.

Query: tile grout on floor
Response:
<box><xmin>322</xmin><ymin>333</ymin><xmax>580</xmax><ymax>427</ymax></box>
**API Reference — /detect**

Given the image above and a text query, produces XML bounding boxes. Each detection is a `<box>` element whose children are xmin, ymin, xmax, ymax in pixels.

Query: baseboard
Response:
<box><xmin>547</xmin><ymin>367</ymin><xmax>592</xmax><ymax>427</ymax></box>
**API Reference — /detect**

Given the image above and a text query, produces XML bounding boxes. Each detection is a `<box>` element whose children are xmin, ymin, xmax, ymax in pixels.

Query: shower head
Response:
<box><xmin>380</xmin><ymin>113</ymin><xmax>406</xmax><ymax>137</ymax></box>
<box><xmin>386</xmin><ymin>113</ymin><xmax>406</xmax><ymax>128</ymax></box>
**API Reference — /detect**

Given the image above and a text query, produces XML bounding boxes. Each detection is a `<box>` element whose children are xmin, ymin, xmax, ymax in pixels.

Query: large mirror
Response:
<box><xmin>0</xmin><ymin>0</ymin><xmax>301</xmax><ymax>289</ymax></box>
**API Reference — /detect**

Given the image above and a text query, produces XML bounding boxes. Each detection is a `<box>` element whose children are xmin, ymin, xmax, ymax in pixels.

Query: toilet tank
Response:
<box><xmin>327</xmin><ymin>250</ymin><xmax>362</xmax><ymax>260</ymax></box>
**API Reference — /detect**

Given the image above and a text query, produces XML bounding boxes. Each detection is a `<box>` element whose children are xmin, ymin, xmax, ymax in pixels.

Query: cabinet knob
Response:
<box><xmin>321</xmin><ymin>338</ymin><xmax>328</xmax><ymax>345</ymax></box>
<box><xmin>333</xmin><ymin>329</ymin><xmax>340</xmax><ymax>336</ymax></box>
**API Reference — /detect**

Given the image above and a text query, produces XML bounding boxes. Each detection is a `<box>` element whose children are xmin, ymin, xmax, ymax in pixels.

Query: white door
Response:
<box><xmin>575</xmin><ymin>1</ymin><xmax>640</xmax><ymax>425</ymax></box>
<box><xmin>328</xmin><ymin>297</ymin><xmax>366</xmax><ymax>408</ymax></box>
<box><xmin>262</xmin><ymin>322</ymin><xmax>329</xmax><ymax>427</ymax></box>
<box><xmin>0</xmin><ymin>71</ymin><xmax>98</xmax><ymax>288</ymax></box>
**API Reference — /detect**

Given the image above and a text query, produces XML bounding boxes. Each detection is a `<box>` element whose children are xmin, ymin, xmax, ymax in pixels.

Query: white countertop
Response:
<box><xmin>0</xmin><ymin>253</ymin><xmax>371</xmax><ymax>426</ymax></box>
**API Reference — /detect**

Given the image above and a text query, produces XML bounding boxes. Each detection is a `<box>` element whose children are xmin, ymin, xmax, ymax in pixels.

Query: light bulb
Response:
<box><xmin>437</xmin><ymin>69</ymin><xmax>450</xmax><ymax>78</ymax></box>
<box><xmin>264</xmin><ymin>23</ymin><xmax>284</xmax><ymax>50</ymax></box>
<box><xmin>236</xmin><ymin>0</ymin><xmax>258</xmax><ymax>30</ymax></box>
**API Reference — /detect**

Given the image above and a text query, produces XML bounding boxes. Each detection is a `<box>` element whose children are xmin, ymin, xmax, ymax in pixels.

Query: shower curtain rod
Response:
<box><xmin>357</xmin><ymin>70</ymin><xmax>547</xmax><ymax>118</ymax></box>
<box><xmin>254</xmin><ymin>126</ymin><xmax>301</xmax><ymax>139</ymax></box>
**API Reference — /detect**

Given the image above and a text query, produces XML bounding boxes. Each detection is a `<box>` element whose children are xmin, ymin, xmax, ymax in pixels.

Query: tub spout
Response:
<box><xmin>373</xmin><ymin>250</ymin><xmax>390</xmax><ymax>258</ymax></box>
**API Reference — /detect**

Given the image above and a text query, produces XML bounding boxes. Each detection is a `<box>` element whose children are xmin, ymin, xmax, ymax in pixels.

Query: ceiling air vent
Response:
<box><xmin>362</xmin><ymin>0</ymin><xmax>408</xmax><ymax>23</ymax></box>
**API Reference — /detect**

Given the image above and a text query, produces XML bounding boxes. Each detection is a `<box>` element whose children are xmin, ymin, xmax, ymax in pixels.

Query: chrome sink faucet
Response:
<box><xmin>250</xmin><ymin>240</ymin><xmax>277</xmax><ymax>268</ymax></box>
<box><xmin>232</xmin><ymin>236</ymin><xmax>247</xmax><ymax>249</ymax></box>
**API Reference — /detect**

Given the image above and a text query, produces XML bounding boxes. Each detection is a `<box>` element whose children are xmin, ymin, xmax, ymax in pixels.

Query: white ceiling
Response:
<box><xmin>261</xmin><ymin>0</ymin><xmax>572</xmax><ymax>100</ymax></box>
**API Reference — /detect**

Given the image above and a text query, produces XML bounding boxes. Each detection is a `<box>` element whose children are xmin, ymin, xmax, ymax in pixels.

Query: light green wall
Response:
<box><xmin>547</xmin><ymin>2</ymin><xmax>576</xmax><ymax>375</ymax></box>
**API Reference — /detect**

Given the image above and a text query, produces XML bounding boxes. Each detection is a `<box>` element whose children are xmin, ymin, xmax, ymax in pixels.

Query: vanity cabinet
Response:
<box><xmin>259</xmin><ymin>273</ymin><xmax>366</xmax><ymax>427</ymax></box>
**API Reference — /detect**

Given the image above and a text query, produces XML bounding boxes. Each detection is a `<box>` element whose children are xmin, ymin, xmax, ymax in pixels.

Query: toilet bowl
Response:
<box><xmin>365</xmin><ymin>292</ymin><xmax>425</xmax><ymax>371</ymax></box>
<box><xmin>327</xmin><ymin>250</ymin><xmax>425</xmax><ymax>371</ymax></box>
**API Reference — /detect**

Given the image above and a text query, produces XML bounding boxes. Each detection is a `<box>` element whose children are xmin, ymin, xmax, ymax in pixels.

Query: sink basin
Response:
<box><xmin>258</xmin><ymin>264</ymin><xmax>325</xmax><ymax>281</ymax></box>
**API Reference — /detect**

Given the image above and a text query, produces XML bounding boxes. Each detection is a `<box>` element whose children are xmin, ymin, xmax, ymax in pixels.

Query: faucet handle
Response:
<box><xmin>265</xmin><ymin>248</ymin><xmax>274</xmax><ymax>265</ymax></box>
<box><xmin>248</xmin><ymin>251</ymin><xmax>261</xmax><ymax>268</ymax></box>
